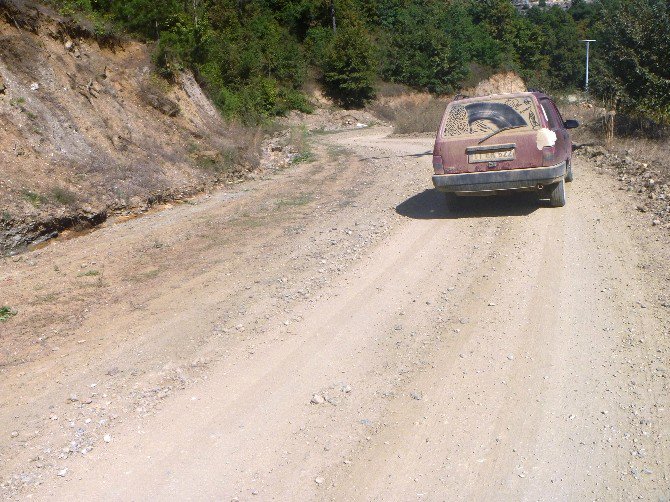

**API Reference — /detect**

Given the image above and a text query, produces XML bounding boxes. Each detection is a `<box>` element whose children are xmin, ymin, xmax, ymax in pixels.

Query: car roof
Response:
<box><xmin>451</xmin><ymin>91</ymin><xmax>548</xmax><ymax>105</ymax></box>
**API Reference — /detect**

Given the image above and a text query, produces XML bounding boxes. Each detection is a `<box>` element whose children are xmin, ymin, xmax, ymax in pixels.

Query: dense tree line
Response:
<box><xmin>590</xmin><ymin>0</ymin><xmax>670</xmax><ymax>124</ymax></box>
<box><xmin>54</xmin><ymin>0</ymin><xmax>670</xmax><ymax>124</ymax></box>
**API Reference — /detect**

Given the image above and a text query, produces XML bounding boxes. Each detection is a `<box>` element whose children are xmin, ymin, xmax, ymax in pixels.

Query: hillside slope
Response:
<box><xmin>0</xmin><ymin>0</ymin><xmax>256</xmax><ymax>254</ymax></box>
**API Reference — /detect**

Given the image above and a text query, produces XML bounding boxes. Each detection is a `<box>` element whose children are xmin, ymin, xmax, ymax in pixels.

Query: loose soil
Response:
<box><xmin>1</xmin><ymin>126</ymin><xmax>669</xmax><ymax>501</ymax></box>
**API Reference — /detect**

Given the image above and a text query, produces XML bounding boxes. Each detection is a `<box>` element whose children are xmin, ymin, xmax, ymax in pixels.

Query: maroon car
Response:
<box><xmin>432</xmin><ymin>92</ymin><xmax>578</xmax><ymax>207</ymax></box>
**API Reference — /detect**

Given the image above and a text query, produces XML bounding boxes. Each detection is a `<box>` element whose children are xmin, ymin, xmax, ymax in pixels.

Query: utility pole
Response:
<box><xmin>330</xmin><ymin>0</ymin><xmax>337</xmax><ymax>33</ymax></box>
<box><xmin>581</xmin><ymin>40</ymin><xmax>596</xmax><ymax>93</ymax></box>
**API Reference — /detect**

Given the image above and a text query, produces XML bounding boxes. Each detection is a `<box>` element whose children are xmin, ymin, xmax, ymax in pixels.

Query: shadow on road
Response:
<box><xmin>396</xmin><ymin>189</ymin><xmax>542</xmax><ymax>219</ymax></box>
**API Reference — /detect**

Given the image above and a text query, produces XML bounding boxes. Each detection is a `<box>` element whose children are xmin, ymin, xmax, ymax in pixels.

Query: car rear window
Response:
<box><xmin>442</xmin><ymin>97</ymin><xmax>542</xmax><ymax>138</ymax></box>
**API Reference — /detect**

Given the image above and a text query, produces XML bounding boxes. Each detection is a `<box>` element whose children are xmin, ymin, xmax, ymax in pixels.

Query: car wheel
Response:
<box><xmin>548</xmin><ymin>179</ymin><xmax>566</xmax><ymax>207</ymax></box>
<box><xmin>565</xmin><ymin>159</ymin><xmax>574</xmax><ymax>182</ymax></box>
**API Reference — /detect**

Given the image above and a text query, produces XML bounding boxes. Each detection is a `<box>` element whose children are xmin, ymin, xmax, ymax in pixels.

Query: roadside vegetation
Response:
<box><xmin>0</xmin><ymin>306</ymin><xmax>17</xmax><ymax>322</ymax></box>
<box><xmin>47</xmin><ymin>0</ymin><xmax>667</xmax><ymax>132</ymax></box>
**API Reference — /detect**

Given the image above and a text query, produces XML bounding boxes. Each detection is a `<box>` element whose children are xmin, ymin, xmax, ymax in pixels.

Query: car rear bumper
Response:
<box><xmin>432</xmin><ymin>162</ymin><xmax>566</xmax><ymax>193</ymax></box>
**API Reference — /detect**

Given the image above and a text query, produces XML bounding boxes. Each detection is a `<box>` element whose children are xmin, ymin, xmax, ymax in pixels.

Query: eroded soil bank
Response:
<box><xmin>0</xmin><ymin>0</ymin><xmax>259</xmax><ymax>254</ymax></box>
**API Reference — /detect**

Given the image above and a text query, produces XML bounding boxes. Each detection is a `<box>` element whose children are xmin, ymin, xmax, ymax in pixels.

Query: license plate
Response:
<box><xmin>468</xmin><ymin>149</ymin><xmax>515</xmax><ymax>163</ymax></box>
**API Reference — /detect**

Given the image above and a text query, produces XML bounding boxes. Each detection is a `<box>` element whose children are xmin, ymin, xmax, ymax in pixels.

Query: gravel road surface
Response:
<box><xmin>1</xmin><ymin>127</ymin><xmax>669</xmax><ymax>501</ymax></box>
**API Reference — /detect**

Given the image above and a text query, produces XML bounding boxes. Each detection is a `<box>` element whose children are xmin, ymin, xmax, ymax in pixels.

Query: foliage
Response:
<box><xmin>48</xmin><ymin>0</ymin><xmax>663</xmax><ymax>125</ymax></box>
<box><xmin>525</xmin><ymin>6</ymin><xmax>582</xmax><ymax>89</ymax></box>
<box><xmin>382</xmin><ymin>2</ymin><xmax>470</xmax><ymax>93</ymax></box>
<box><xmin>591</xmin><ymin>0</ymin><xmax>670</xmax><ymax>123</ymax></box>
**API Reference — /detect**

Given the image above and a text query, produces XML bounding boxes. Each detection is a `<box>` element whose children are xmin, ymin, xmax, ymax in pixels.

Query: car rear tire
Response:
<box><xmin>548</xmin><ymin>179</ymin><xmax>566</xmax><ymax>207</ymax></box>
<box><xmin>565</xmin><ymin>159</ymin><xmax>574</xmax><ymax>182</ymax></box>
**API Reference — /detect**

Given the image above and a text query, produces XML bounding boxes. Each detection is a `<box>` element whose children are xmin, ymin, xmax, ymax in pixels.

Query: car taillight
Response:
<box><xmin>542</xmin><ymin>146</ymin><xmax>556</xmax><ymax>166</ymax></box>
<box><xmin>433</xmin><ymin>155</ymin><xmax>443</xmax><ymax>174</ymax></box>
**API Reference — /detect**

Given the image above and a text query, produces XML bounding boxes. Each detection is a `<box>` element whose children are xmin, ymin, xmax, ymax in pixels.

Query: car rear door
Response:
<box><xmin>539</xmin><ymin>98</ymin><xmax>570</xmax><ymax>163</ymax></box>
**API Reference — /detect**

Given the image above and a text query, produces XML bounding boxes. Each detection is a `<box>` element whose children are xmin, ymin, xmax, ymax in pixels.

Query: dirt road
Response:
<box><xmin>1</xmin><ymin>127</ymin><xmax>669</xmax><ymax>501</ymax></box>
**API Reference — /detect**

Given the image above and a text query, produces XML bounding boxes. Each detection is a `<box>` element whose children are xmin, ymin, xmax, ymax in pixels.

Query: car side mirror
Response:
<box><xmin>564</xmin><ymin>119</ymin><xmax>579</xmax><ymax>129</ymax></box>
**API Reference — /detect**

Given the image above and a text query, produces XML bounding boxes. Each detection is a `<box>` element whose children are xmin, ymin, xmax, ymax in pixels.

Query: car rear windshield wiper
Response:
<box><xmin>478</xmin><ymin>125</ymin><xmax>524</xmax><ymax>145</ymax></box>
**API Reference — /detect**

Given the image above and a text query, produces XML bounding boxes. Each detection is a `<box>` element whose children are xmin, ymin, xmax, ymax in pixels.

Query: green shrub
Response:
<box><xmin>0</xmin><ymin>306</ymin><xmax>16</xmax><ymax>322</ymax></box>
<box><xmin>322</xmin><ymin>25</ymin><xmax>377</xmax><ymax>108</ymax></box>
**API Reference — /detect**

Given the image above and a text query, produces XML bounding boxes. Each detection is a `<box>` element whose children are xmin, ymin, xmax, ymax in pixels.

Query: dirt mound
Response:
<box><xmin>0</xmin><ymin>0</ymin><xmax>258</xmax><ymax>254</ymax></box>
<box><xmin>468</xmin><ymin>72</ymin><xmax>527</xmax><ymax>97</ymax></box>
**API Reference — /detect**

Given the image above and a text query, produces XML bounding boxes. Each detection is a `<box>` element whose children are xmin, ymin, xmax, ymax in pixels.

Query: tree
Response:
<box><xmin>105</xmin><ymin>0</ymin><xmax>182</xmax><ymax>38</ymax></box>
<box><xmin>322</xmin><ymin>25</ymin><xmax>377</xmax><ymax>107</ymax></box>
<box><xmin>383</xmin><ymin>1</ymin><xmax>470</xmax><ymax>94</ymax></box>
<box><xmin>526</xmin><ymin>6</ymin><xmax>582</xmax><ymax>89</ymax></box>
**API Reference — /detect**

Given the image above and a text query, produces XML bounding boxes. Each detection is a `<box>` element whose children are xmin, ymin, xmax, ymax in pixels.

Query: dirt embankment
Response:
<box><xmin>0</xmin><ymin>0</ymin><xmax>261</xmax><ymax>254</ymax></box>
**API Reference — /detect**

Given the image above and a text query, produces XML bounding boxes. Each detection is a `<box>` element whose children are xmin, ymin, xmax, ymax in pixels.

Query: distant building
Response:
<box><xmin>514</xmin><ymin>0</ymin><xmax>573</xmax><ymax>9</ymax></box>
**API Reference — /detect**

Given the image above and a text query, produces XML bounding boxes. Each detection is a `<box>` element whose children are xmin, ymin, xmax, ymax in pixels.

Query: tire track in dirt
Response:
<box><xmin>1</xmin><ymin>127</ymin><xmax>668</xmax><ymax>501</ymax></box>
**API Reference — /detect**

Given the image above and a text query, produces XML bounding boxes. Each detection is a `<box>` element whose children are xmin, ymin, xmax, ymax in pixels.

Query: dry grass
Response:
<box><xmin>368</xmin><ymin>72</ymin><xmax>527</xmax><ymax>135</ymax></box>
<box><xmin>368</xmin><ymin>93</ymin><xmax>449</xmax><ymax>135</ymax></box>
